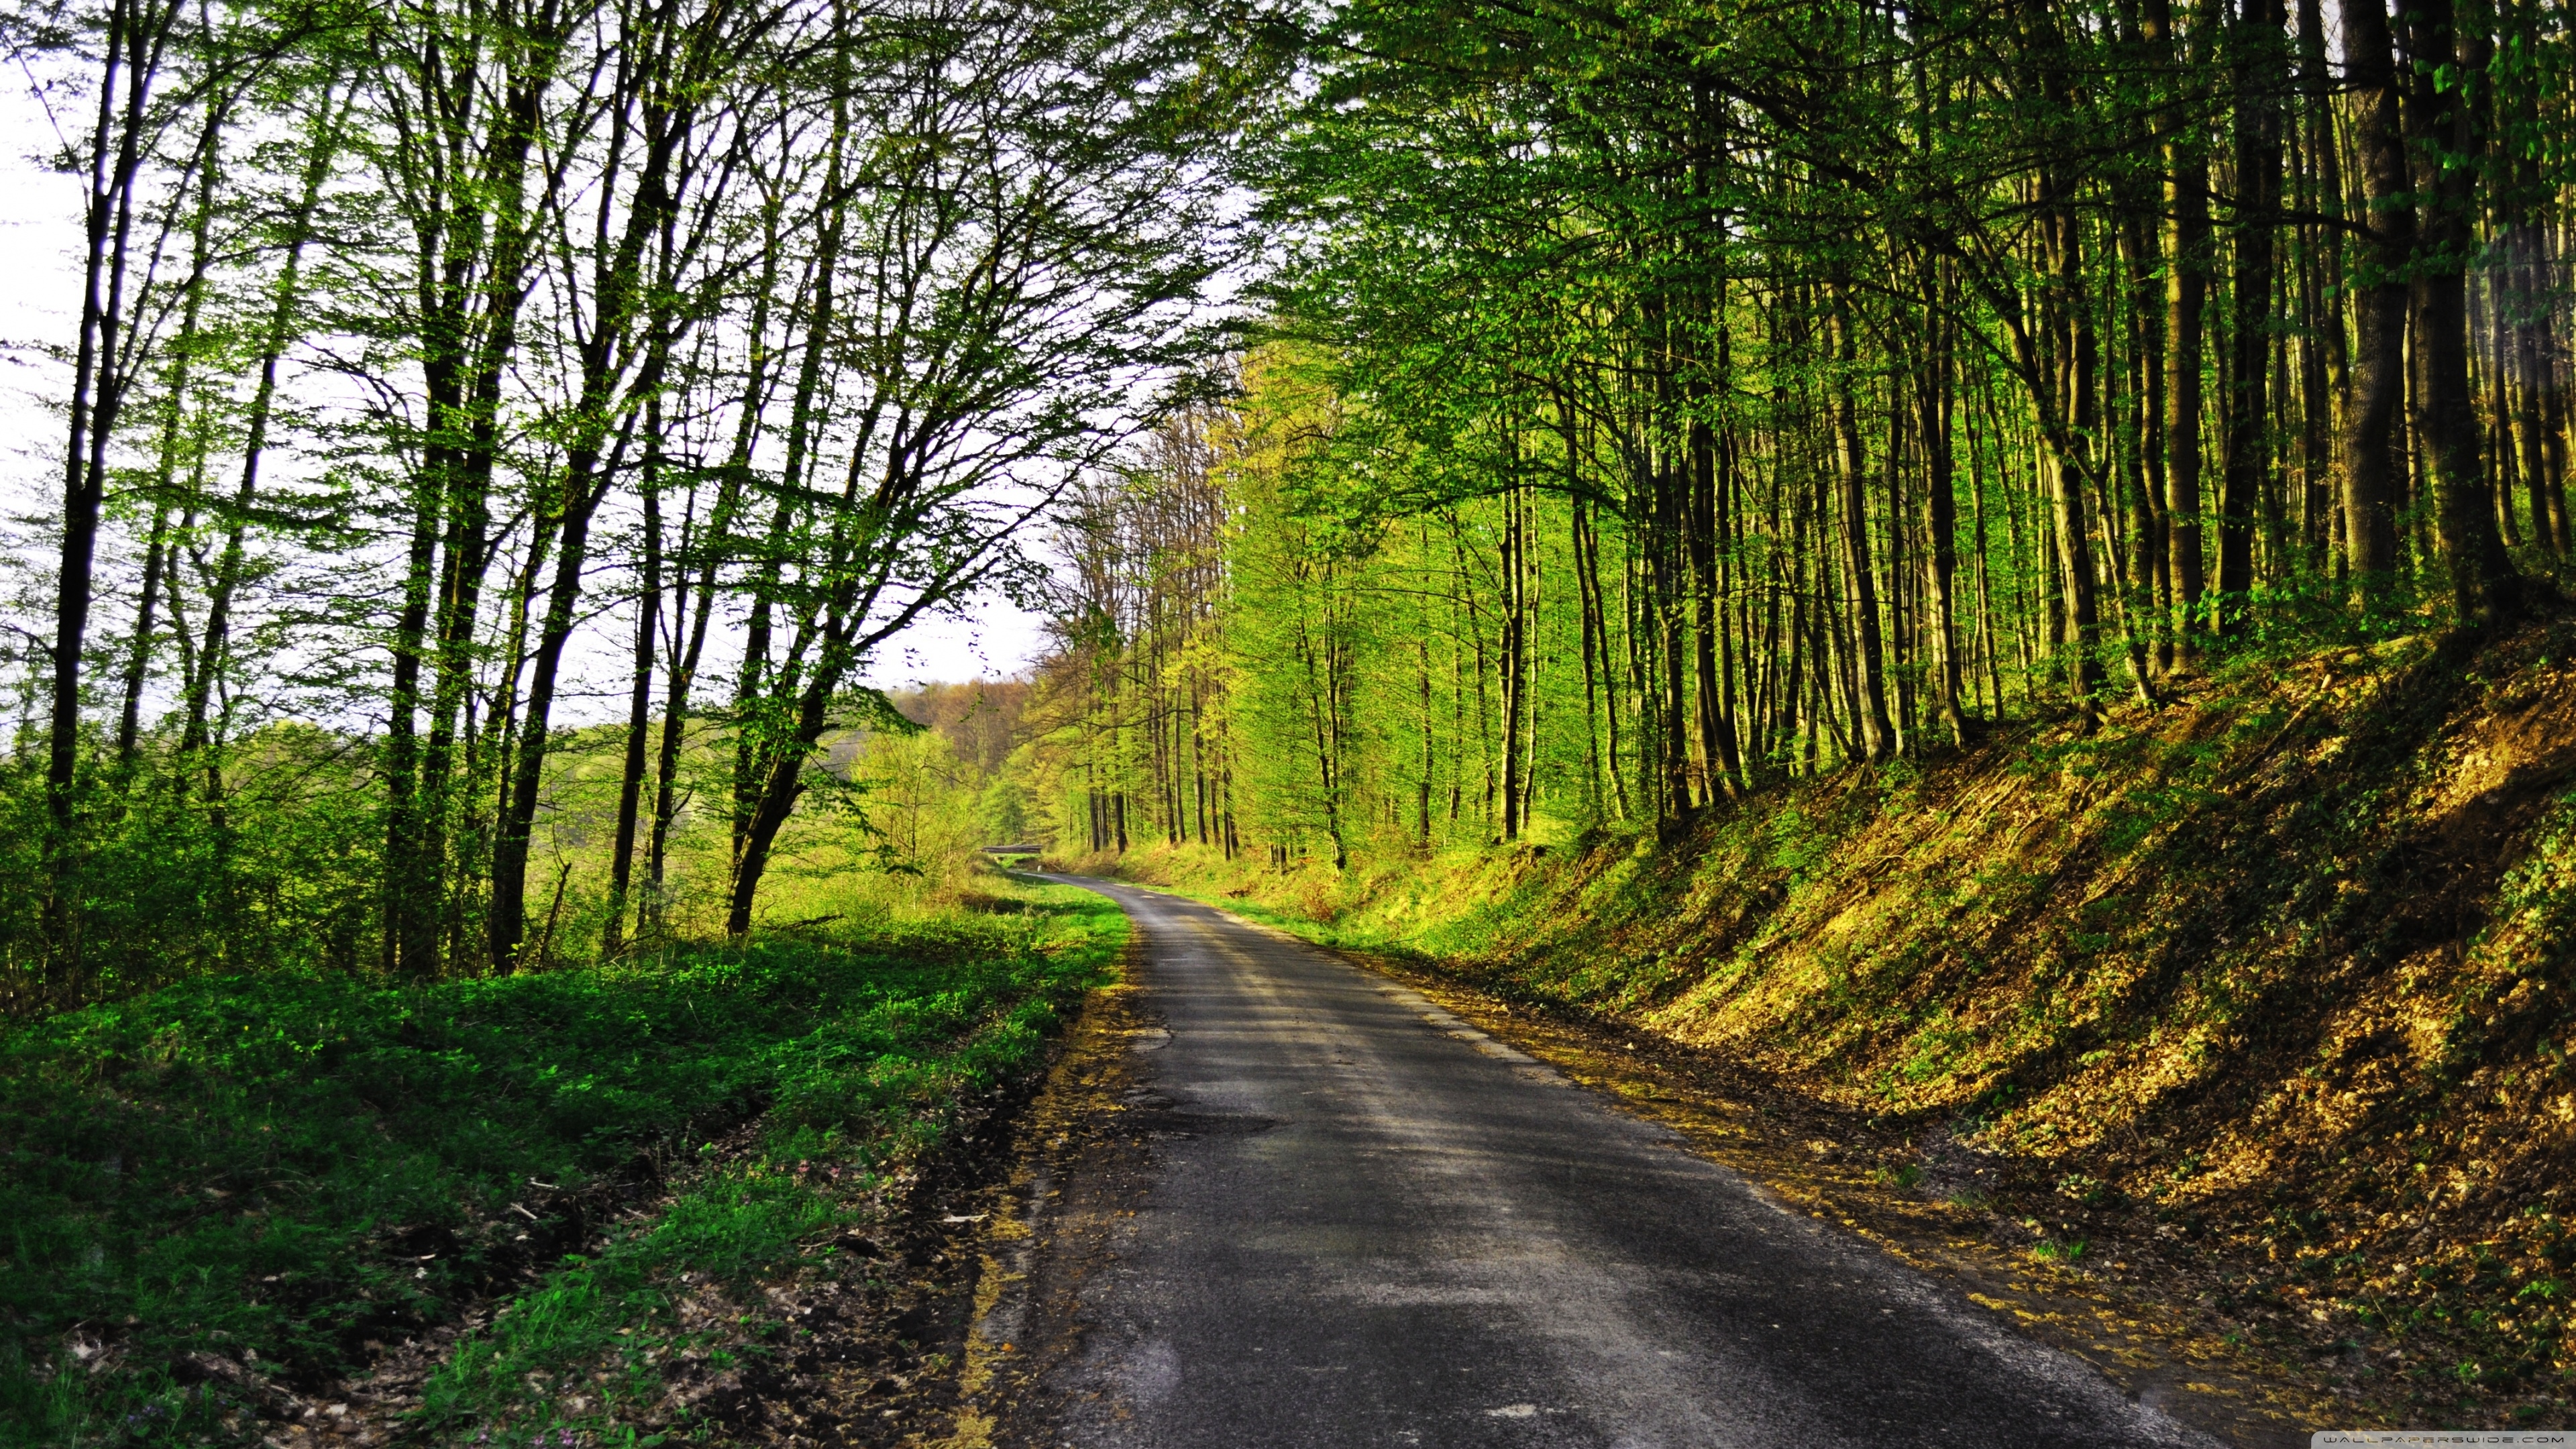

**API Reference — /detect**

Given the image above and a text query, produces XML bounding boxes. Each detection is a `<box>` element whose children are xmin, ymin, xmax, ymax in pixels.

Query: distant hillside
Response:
<box><xmin>892</xmin><ymin>681</ymin><xmax>1031</xmax><ymax>775</ymax></box>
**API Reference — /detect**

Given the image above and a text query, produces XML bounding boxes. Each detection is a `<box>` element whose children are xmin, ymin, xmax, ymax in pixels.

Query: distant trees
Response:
<box><xmin>1030</xmin><ymin>407</ymin><xmax>1238</xmax><ymax>861</ymax></box>
<box><xmin>2</xmin><ymin>0</ymin><xmax>1230</xmax><ymax>1006</ymax></box>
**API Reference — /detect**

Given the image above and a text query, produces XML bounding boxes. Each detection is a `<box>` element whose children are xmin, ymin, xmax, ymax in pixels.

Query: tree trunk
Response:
<box><xmin>49</xmin><ymin>0</ymin><xmax>188</xmax><ymax>977</ymax></box>
<box><xmin>491</xmin><ymin>435</ymin><xmax>620</xmax><ymax>969</ymax></box>
<box><xmin>2215</xmin><ymin>0</ymin><xmax>2284</xmax><ymax>629</ymax></box>
<box><xmin>1830</xmin><ymin>290</ymin><xmax>1895</xmax><ymax>759</ymax></box>
<box><xmin>2296</xmin><ymin>0</ymin><xmax>2351</xmax><ymax>571</ymax></box>
<box><xmin>604</xmin><ymin>432</ymin><xmax>663</xmax><ymax>957</ymax></box>
<box><xmin>2338</xmin><ymin>0</ymin><xmax>2412</xmax><ymax>581</ymax></box>
<box><xmin>1499</xmin><ymin>461</ymin><xmax>1526</xmax><ymax>839</ymax></box>
<box><xmin>1919</xmin><ymin>266</ymin><xmax>1968</xmax><ymax>743</ymax></box>
<box><xmin>181</xmin><ymin>89</ymin><xmax>340</xmax><ymax>796</ymax></box>
<box><xmin>382</xmin><ymin>482</ymin><xmax>443</xmax><ymax>975</ymax></box>
<box><xmin>2498</xmin><ymin>0</ymin><xmax>2566</xmax><ymax>555</ymax></box>
<box><xmin>2403</xmin><ymin>0</ymin><xmax>2518</xmax><ymax>623</ymax></box>
<box><xmin>2043</xmin><ymin>174</ymin><xmax>2110</xmax><ymax>708</ymax></box>
<box><xmin>1693</xmin><ymin>316</ymin><xmax>1746</xmax><ymax>789</ymax></box>
<box><xmin>117</xmin><ymin>116</ymin><xmax>221</xmax><ymax>767</ymax></box>
<box><xmin>2153</xmin><ymin>0</ymin><xmax>2216</xmax><ymax>654</ymax></box>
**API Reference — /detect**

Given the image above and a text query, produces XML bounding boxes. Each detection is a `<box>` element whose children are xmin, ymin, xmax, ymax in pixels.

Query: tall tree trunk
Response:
<box><xmin>2511</xmin><ymin>226</ymin><xmax>2569</xmax><ymax>552</ymax></box>
<box><xmin>117</xmin><ymin>115</ymin><xmax>222</xmax><ymax>767</ymax></box>
<box><xmin>1715</xmin><ymin>415</ymin><xmax>1751</xmax><ymax>778</ymax></box>
<box><xmin>382</xmin><ymin>482</ymin><xmax>443</xmax><ymax>975</ymax></box>
<box><xmin>492</xmin><ymin>432</ymin><xmax>623</xmax><ymax>969</ymax></box>
<box><xmin>2042</xmin><ymin>169</ymin><xmax>2110</xmax><ymax>708</ymax></box>
<box><xmin>383</xmin><ymin>7</ymin><xmax>559</xmax><ymax>977</ymax></box>
<box><xmin>1830</xmin><ymin>288</ymin><xmax>1895</xmax><ymax>759</ymax></box>
<box><xmin>48</xmin><ymin>0</ymin><xmax>189</xmax><ymax>977</ymax></box>
<box><xmin>2152</xmin><ymin>0</ymin><xmax>2216</xmax><ymax>655</ymax></box>
<box><xmin>490</xmin><ymin>29</ymin><xmax>703</xmax><ymax>963</ymax></box>
<box><xmin>604</xmin><ymin>425</ymin><xmax>663</xmax><ymax>957</ymax></box>
<box><xmin>2338</xmin><ymin>0</ymin><xmax>2412</xmax><ymax>581</ymax></box>
<box><xmin>1499</xmin><ymin>458</ymin><xmax>1526</xmax><ymax>839</ymax></box>
<box><xmin>2215</xmin><ymin>0</ymin><xmax>2283</xmax><ymax>630</ymax></box>
<box><xmin>731</xmin><ymin>280</ymin><xmax>832</xmax><ymax>875</ymax></box>
<box><xmin>1691</xmin><ymin>382</ymin><xmax>1740</xmax><ymax>792</ymax></box>
<box><xmin>2296</xmin><ymin>0</ymin><xmax>2351</xmax><ymax>572</ymax></box>
<box><xmin>2403</xmin><ymin>0</ymin><xmax>2518</xmax><ymax>623</ymax></box>
<box><xmin>1687</xmin><ymin>121</ymin><xmax>1744</xmax><ymax>791</ymax></box>
<box><xmin>115</xmin><ymin>513</ymin><xmax>173</xmax><ymax>767</ymax></box>
<box><xmin>1918</xmin><ymin>265</ymin><xmax>1968</xmax><ymax>743</ymax></box>
<box><xmin>2115</xmin><ymin>199</ymin><xmax>2168</xmax><ymax>700</ymax></box>
<box><xmin>649</xmin><ymin>474</ymin><xmax>726</xmax><ymax>926</ymax></box>
<box><xmin>2498</xmin><ymin>0</ymin><xmax>2566</xmax><ymax>554</ymax></box>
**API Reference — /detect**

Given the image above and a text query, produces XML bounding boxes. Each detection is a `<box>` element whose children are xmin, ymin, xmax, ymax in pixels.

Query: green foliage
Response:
<box><xmin>0</xmin><ymin>729</ymin><xmax>382</xmax><ymax>1013</ymax></box>
<box><xmin>0</xmin><ymin>883</ymin><xmax>1124</xmax><ymax>1446</ymax></box>
<box><xmin>2496</xmin><ymin>787</ymin><xmax>2576</xmax><ymax>945</ymax></box>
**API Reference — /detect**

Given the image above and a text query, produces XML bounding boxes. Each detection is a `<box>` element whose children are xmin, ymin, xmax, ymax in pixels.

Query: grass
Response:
<box><xmin>0</xmin><ymin>876</ymin><xmax>1124</xmax><ymax>1448</ymax></box>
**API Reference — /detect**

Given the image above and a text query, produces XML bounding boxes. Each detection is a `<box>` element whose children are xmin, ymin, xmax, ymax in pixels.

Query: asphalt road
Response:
<box><xmin>1023</xmin><ymin>875</ymin><xmax>2224</xmax><ymax>1449</ymax></box>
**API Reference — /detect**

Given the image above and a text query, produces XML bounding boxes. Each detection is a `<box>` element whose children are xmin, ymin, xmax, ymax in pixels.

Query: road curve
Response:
<box><xmin>1019</xmin><ymin>874</ymin><xmax>2222</xmax><ymax>1449</ymax></box>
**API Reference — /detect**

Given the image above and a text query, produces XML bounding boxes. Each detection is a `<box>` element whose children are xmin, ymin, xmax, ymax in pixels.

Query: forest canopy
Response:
<box><xmin>1010</xmin><ymin>0</ymin><xmax>2576</xmax><ymax>870</ymax></box>
<box><xmin>4</xmin><ymin>0</ymin><xmax>2573</xmax><ymax>1001</ymax></box>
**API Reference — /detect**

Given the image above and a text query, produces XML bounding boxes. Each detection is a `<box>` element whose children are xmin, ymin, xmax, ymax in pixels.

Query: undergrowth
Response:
<box><xmin>0</xmin><ymin>876</ymin><xmax>1123</xmax><ymax>1447</ymax></box>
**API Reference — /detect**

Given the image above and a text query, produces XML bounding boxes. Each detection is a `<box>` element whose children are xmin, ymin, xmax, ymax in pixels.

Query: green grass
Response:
<box><xmin>0</xmin><ymin>879</ymin><xmax>1124</xmax><ymax>1447</ymax></box>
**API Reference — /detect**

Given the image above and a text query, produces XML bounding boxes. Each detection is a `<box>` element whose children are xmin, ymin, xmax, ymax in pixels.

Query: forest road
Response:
<box><xmin>1005</xmin><ymin>875</ymin><xmax>2226</xmax><ymax>1449</ymax></box>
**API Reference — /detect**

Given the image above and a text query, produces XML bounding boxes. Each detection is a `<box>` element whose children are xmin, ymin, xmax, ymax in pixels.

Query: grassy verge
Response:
<box><xmin>0</xmin><ymin>875</ymin><xmax>1124</xmax><ymax>1448</ymax></box>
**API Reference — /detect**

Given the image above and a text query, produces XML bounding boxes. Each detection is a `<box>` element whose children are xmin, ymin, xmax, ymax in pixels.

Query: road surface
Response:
<box><xmin>1016</xmin><ymin>875</ymin><xmax>2223</xmax><ymax>1449</ymax></box>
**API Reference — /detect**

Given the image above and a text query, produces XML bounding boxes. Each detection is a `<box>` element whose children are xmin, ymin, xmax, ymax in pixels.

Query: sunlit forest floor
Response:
<box><xmin>0</xmin><ymin>875</ymin><xmax>1122</xmax><ymax>1448</ymax></box>
<box><xmin>1063</xmin><ymin>615</ymin><xmax>2576</xmax><ymax>1431</ymax></box>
